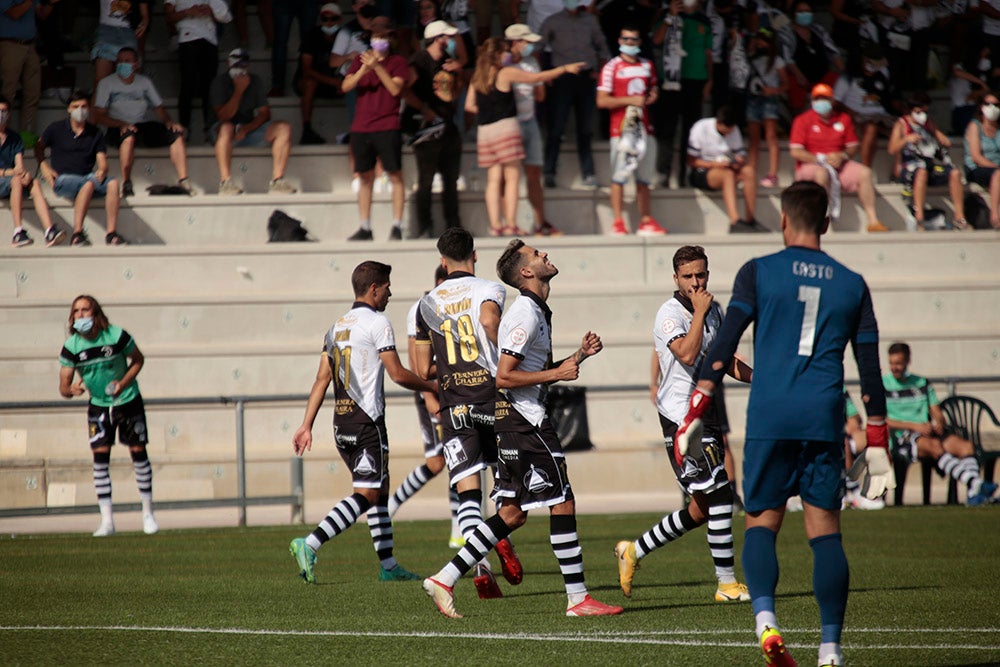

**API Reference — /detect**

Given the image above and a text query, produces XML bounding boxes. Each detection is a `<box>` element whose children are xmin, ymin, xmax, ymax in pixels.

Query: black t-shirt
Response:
<box><xmin>209</xmin><ymin>72</ymin><xmax>268</xmax><ymax>125</ymax></box>
<box><xmin>405</xmin><ymin>50</ymin><xmax>458</xmax><ymax>126</ymax></box>
<box><xmin>40</xmin><ymin>119</ymin><xmax>107</xmax><ymax>175</ymax></box>
<box><xmin>299</xmin><ymin>25</ymin><xmax>339</xmax><ymax>78</ymax></box>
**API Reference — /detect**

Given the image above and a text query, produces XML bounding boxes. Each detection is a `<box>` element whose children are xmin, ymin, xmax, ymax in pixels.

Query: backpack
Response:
<box><xmin>146</xmin><ymin>184</ymin><xmax>190</xmax><ymax>195</ymax></box>
<box><xmin>267</xmin><ymin>210</ymin><xmax>312</xmax><ymax>242</ymax></box>
<box><xmin>964</xmin><ymin>192</ymin><xmax>992</xmax><ymax>230</ymax></box>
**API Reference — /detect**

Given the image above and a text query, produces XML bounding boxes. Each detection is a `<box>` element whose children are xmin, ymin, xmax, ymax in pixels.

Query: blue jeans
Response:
<box><xmin>53</xmin><ymin>173</ymin><xmax>109</xmax><ymax>199</ymax></box>
<box><xmin>543</xmin><ymin>71</ymin><xmax>596</xmax><ymax>179</ymax></box>
<box><xmin>272</xmin><ymin>0</ymin><xmax>319</xmax><ymax>91</ymax></box>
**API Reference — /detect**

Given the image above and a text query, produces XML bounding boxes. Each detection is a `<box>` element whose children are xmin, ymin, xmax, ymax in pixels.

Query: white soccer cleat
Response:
<box><xmin>93</xmin><ymin>521</ymin><xmax>115</xmax><ymax>537</ymax></box>
<box><xmin>423</xmin><ymin>577</ymin><xmax>462</xmax><ymax>618</ymax></box>
<box><xmin>142</xmin><ymin>513</ymin><xmax>160</xmax><ymax>534</ymax></box>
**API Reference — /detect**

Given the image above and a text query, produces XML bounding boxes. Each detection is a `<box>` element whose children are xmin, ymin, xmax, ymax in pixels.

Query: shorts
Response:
<box><xmin>795</xmin><ymin>160</ymin><xmax>868</xmax><ymax>194</ymax></box>
<box><xmin>966</xmin><ymin>165</ymin><xmax>998</xmax><ymax>188</ymax></box>
<box><xmin>610</xmin><ymin>135</ymin><xmax>657</xmax><ymax>185</ymax></box>
<box><xmin>106</xmin><ymin>122</ymin><xmax>183</xmax><ymax>149</ymax></box>
<box><xmin>900</xmin><ymin>159</ymin><xmax>952</xmax><ymax>188</ymax></box>
<box><xmin>742</xmin><ymin>438</ymin><xmax>845</xmax><ymax>513</ymax></box>
<box><xmin>91</xmin><ymin>24</ymin><xmax>138</xmax><ymax>62</ymax></box>
<box><xmin>333</xmin><ymin>420</ymin><xmax>389</xmax><ymax>489</ymax></box>
<box><xmin>0</xmin><ymin>175</ymin><xmax>25</xmax><ymax>199</ymax></box>
<box><xmin>53</xmin><ymin>173</ymin><xmax>110</xmax><ymax>199</ymax></box>
<box><xmin>208</xmin><ymin>121</ymin><xmax>270</xmax><ymax>147</ymax></box>
<box><xmin>440</xmin><ymin>402</ymin><xmax>497</xmax><ymax>485</ymax></box>
<box><xmin>477</xmin><ymin>117</ymin><xmax>524</xmax><ymax>168</ymax></box>
<box><xmin>891</xmin><ymin>430</ymin><xmax>921</xmax><ymax>463</ymax></box>
<box><xmin>492</xmin><ymin>419</ymin><xmax>575</xmax><ymax>511</ymax></box>
<box><xmin>415</xmin><ymin>393</ymin><xmax>444</xmax><ymax>459</ymax></box>
<box><xmin>660</xmin><ymin>413</ymin><xmax>728</xmax><ymax>495</ymax></box>
<box><xmin>519</xmin><ymin>118</ymin><xmax>543</xmax><ymax>167</ymax></box>
<box><xmin>87</xmin><ymin>396</ymin><xmax>149</xmax><ymax>448</ymax></box>
<box><xmin>350</xmin><ymin>129</ymin><xmax>403</xmax><ymax>173</ymax></box>
<box><xmin>745</xmin><ymin>94</ymin><xmax>780</xmax><ymax>123</ymax></box>
<box><xmin>688</xmin><ymin>167</ymin><xmax>714</xmax><ymax>190</ymax></box>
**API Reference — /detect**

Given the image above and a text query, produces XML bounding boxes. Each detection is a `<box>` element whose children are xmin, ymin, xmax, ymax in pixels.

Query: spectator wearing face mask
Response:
<box><xmin>833</xmin><ymin>43</ymin><xmax>899</xmax><ymax>168</ymax></box>
<box><xmin>785</xmin><ymin>0</ymin><xmax>843</xmax><ymax>113</ymax></box>
<box><xmin>296</xmin><ymin>3</ymin><xmax>345</xmax><ymax>145</ymax></box>
<box><xmin>963</xmin><ymin>91</ymin><xmax>1000</xmax><ymax>229</ymax></box>
<box><xmin>950</xmin><ymin>43</ymin><xmax>998</xmax><ymax>136</ymax></box>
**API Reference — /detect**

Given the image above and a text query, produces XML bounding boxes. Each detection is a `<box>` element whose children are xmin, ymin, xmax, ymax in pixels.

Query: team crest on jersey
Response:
<box><xmin>509</xmin><ymin>327</ymin><xmax>527</xmax><ymax>346</ymax></box>
<box><xmin>833</xmin><ymin>122</ymin><xmax>844</xmax><ymax>132</ymax></box>
<box><xmin>353</xmin><ymin>451</ymin><xmax>377</xmax><ymax>476</ymax></box>
<box><xmin>680</xmin><ymin>457</ymin><xmax>700</xmax><ymax>480</ymax></box>
<box><xmin>524</xmin><ymin>464</ymin><xmax>553</xmax><ymax>493</ymax></box>
<box><xmin>661</xmin><ymin>318</ymin><xmax>677</xmax><ymax>334</ymax></box>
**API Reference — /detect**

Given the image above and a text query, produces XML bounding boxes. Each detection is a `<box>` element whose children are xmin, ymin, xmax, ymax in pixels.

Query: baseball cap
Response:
<box><xmin>319</xmin><ymin>2</ymin><xmax>342</xmax><ymax>16</ymax></box>
<box><xmin>424</xmin><ymin>20</ymin><xmax>458</xmax><ymax>40</ymax></box>
<box><xmin>228</xmin><ymin>48</ymin><xmax>250</xmax><ymax>68</ymax></box>
<box><xmin>811</xmin><ymin>83</ymin><xmax>833</xmax><ymax>99</ymax></box>
<box><xmin>504</xmin><ymin>23</ymin><xmax>541</xmax><ymax>42</ymax></box>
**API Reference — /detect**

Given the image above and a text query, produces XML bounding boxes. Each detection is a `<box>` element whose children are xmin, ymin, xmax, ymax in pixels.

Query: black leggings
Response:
<box><xmin>178</xmin><ymin>38</ymin><xmax>219</xmax><ymax>133</ymax></box>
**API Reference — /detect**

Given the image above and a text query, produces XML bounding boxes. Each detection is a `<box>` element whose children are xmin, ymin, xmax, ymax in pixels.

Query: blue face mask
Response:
<box><xmin>116</xmin><ymin>62</ymin><xmax>135</xmax><ymax>79</ymax></box>
<box><xmin>620</xmin><ymin>44</ymin><xmax>640</xmax><ymax>57</ymax></box>
<box><xmin>812</xmin><ymin>99</ymin><xmax>832</xmax><ymax>115</ymax></box>
<box><xmin>522</xmin><ymin>43</ymin><xmax>535</xmax><ymax>58</ymax></box>
<box><xmin>795</xmin><ymin>11</ymin><xmax>813</xmax><ymax>26</ymax></box>
<box><xmin>73</xmin><ymin>317</ymin><xmax>94</xmax><ymax>334</ymax></box>
<box><xmin>445</xmin><ymin>38</ymin><xmax>457</xmax><ymax>58</ymax></box>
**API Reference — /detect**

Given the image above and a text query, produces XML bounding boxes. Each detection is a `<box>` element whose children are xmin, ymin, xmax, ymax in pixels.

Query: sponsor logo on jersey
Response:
<box><xmin>353</xmin><ymin>451</ymin><xmax>377</xmax><ymax>476</ymax></box>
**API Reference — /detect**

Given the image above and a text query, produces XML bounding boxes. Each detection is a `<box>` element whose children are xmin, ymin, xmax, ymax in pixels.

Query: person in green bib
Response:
<box><xmin>58</xmin><ymin>295</ymin><xmax>158</xmax><ymax>536</ymax></box>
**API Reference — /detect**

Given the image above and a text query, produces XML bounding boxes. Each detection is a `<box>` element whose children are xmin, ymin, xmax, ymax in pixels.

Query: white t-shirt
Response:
<box><xmin>653</xmin><ymin>297</ymin><xmax>724</xmax><ymax>424</ymax></box>
<box><xmin>497</xmin><ymin>292</ymin><xmax>552</xmax><ymax>428</ymax></box>
<box><xmin>833</xmin><ymin>74</ymin><xmax>889</xmax><ymax>116</ymax></box>
<box><xmin>323</xmin><ymin>305</ymin><xmax>396</xmax><ymax>424</ymax></box>
<box><xmin>975</xmin><ymin>0</ymin><xmax>1000</xmax><ymax>35</ymax></box>
<box><xmin>167</xmin><ymin>0</ymin><xmax>232</xmax><ymax>45</ymax></box>
<box><xmin>514</xmin><ymin>57</ymin><xmax>541</xmax><ymax>122</ymax></box>
<box><xmin>748</xmin><ymin>54</ymin><xmax>785</xmax><ymax>90</ymax></box>
<box><xmin>94</xmin><ymin>74</ymin><xmax>163</xmax><ymax>124</ymax></box>
<box><xmin>687</xmin><ymin>117</ymin><xmax>745</xmax><ymax>161</ymax></box>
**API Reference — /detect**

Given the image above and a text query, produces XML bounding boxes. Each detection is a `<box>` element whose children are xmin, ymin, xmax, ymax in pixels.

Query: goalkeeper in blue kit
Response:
<box><xmin>675</xmin><ymin>182</ymin><xmax>893</xmax><ymax>667</ymax></box>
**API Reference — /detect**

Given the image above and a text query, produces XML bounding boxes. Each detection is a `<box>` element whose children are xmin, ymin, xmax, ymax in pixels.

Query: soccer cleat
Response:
<box><xmin>637</xmin><ymin>218</ymin><xmax>667</xmax><ymax>235</ymax></box>
<box><xmin>566</xmin><ymin>595</ymin><xmax>624</xmax><ymax>617</ymax></box>
<box><xmin>473</xmin><ymin>563</ymin><xmax>503</xmax><ymax>599</ymax></box>
<box><xmin>613</xmin><ymin>540</ymin><xmax>639</xmax><ymax>598</ymax></box>
<box><xmin>495</xmin><ymin>537</ymin><xmax>523</xmax><ymax>585</ymax></box>
<box><xmin>818</xmin><ymin>652</ymin><xmax>843</xmax><ymax>667</ymax></box>
<box><xmin>142</xmin><ymin>513</ymin><xmax>159</xmax><ymax>535</ymax></box>
<box><xmin>610</xmin><ymin>218</ymin><xmax>628</xmax><ymax>236</ymax></box>
<box><xmin>11</xmin><ymin>229</ymin><xmax>33</xmax><ymax>247</ymax></box>
<box><xmin>448</xmin><ymin>535</ymin><xmax>466</xmax><ymax>549</ymax></box>
<box><xmin>379</xmin><ymin>564</ymin><xmax>421</xmax><ymax>581</ymax></box>
<box><xmin>44</xmin><ymin>226</ymin><xmax>66</xmax><ymax>246</ymax></box>
<box><xmin>714</xmin><ymin>581</ymin><xmax>750</xmax><ymax>602</ymax></box>
<box><xmin>760</xmin><ymin>626</ymin><xmax>797</xmax><ymax>666</ymax></box>
<box><xmin>289</xmin><ymin>537</ymin><xmax>317</xmax><ymax>584</ymax></box>
<box><xmin>423</xmin><ymin>577</ymin><xmax>462</xmax><ymax>618</ymax></box>
<box><xmin>968</xmin><ymin>480</ymin><xmax>998</xmax><ymax>506</ymax></box>
<box><xmin>846</xmin><ymin>490</ymin><xmax>885</xmax><ymax>510</ymax></box>
<box><xmin>92</xmin><ymin>521</ymin><xmax>115</xmax><ymax>537</ymax></box>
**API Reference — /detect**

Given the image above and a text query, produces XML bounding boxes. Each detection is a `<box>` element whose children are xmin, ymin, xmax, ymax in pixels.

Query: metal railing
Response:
<box><xmin>2</xmin><ymin>376</ymin><xmax>999</xmax><ymax>524</ymax></box>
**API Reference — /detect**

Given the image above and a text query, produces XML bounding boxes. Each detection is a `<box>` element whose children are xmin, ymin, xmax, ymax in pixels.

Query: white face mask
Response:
<box><xmin>910</xmin><ymin>110</ymin><xmax>927</xmax><ymax>125</ymax></box>
<box><xmin>229</xmin><ymin>67</ymin><xmax>248</xmax><ymax>79</ymax></box>
<box><xmin>70</xmin><ymin>107</ymin><xmax>89</xmax><ymax>122</ymax></box>
<box><xmin>979</xmin><ymin>58</ymin><xmax>992</xmax><ymax>73</ymax></box>
<box><xmin>984</xmin><ymin>104</ymin><xmax>1000</xmax><ymax>122</ymax></box>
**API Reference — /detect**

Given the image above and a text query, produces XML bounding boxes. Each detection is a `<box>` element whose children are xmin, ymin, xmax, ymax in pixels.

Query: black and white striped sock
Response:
<box><xmin>306</xmin><ymin>492</ymin><xmax>372</xmax><ymax>552</ymax></box>
<box><xmin>456</xmin><ymin>489</ymin><xmax>483</xmax><ymax>540</ymax></box>
<box><xmin>389</xmin><ymin>464</ymin><xmax>433</xmax><ymax>516</ymax></box>
<box><xmin>707</xmin><ymin>488</ymin><xmax>737</xmax><ymax>584</ymax></box>
<box><xmin>368</xmin><ymin>495</ymin><xmax>397</xmax><ymax>570</ymax></box>
<box><xmin>635</xmin><ymin>507</ymin><xmax>699</xmax><ymax>559</ymax></box>
<box><xmin>551</xmin><ymin>514</ymin><xmax>587</xmax><ymax>598</ymax></box>
<box><xmin>92</xmin><ymin>450</ymin><xmax>113</xmax><ymax>520</ymax></box>
<box><xmin>130</xmin><ymin>449</ymin><xmax>153</xmax><ymax>511</ymax></box>
<box><xmin>437</xmin><ymin>514</ymin><xmax>511</xmax><ymax>586</ymax></box>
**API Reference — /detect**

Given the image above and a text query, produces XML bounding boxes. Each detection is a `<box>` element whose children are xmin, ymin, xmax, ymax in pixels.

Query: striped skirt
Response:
<box><xmin>476</xmin><ymin>117</ymin><xmax>525</xmax><ymax>168</ymax></box>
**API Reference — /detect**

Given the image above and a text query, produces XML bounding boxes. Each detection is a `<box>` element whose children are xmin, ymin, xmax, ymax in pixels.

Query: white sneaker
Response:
<box><xmin>351</xmin><ymin>176</ymin><xmax>361</xmax><ymax>194</ymax></box>
<box><xmin>143</xmin><ymin>513</ymin><xmax>160</xmax><ymax>535</ymax></box>
<box><xmin>93</xmin><ymin>521</ymin><xmax>116</xmax><ymax>537</ymax></box>
<box><xmin>847</xmin><ymin>491</ymin><xmax>885</xmax><ymax>510</ymax></box>
<box><xmin>373</xmin><ymin>173</ymin><xmax>390</xmax><ymax>194</ymax></box>
<box><xmin>432</xmin><ymin>173</ymin><xmax>443</xmax><ymax>193</ymax></box>
<box><xmin>456</xmin><ymin>175</ymin><xmax>467</xmax><ymax>192</ymax></box>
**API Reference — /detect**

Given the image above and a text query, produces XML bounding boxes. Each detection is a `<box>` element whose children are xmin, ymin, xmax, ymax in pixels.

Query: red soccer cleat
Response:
<box><xmin>473</xmin><ymin>564</ymin><xmax>503</xmax><ymax>599</ymax></box>
<box><xmin>566</xmin><ymin>595</ymin><xmax>624</xmax><ymax>617</ymax></box>
<box><xmin>495</xmin><ymin>537</ymin><xmax>523</xmax><ymax>585</ymax></box>
<box><xmin>760</xmin><ymin>626</ymin><xmax>797</xmax><ymax>666</ymax></box>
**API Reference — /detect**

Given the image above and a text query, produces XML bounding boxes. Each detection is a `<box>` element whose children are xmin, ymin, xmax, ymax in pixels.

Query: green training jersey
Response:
<box><xmin>59</xmin><ymin>325</ymin><xmax>140</xmax><ymax>408</ymax></box>
<box><xmin>883</xmin><ymin>372</ymin><xmax>938</xmax><ymax>437</ymax></box>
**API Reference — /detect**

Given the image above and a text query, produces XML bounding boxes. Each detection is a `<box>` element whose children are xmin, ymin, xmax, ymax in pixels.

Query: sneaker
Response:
<box><xmin>610</xmin><ymin>218</ymin><xmax>628</xmax><ymax>236</ymax></box>
<box><xmin>300</xmin><ymin>126</ymin><xmax>327</xmax><ymax>145</ymax></box>
<box><xmin>289</xmin><ymin>537</ymin><xmax>317</xmax><ymax>584</ymax></box>
<box><xmin>423</xmin><ymin>577</ymin><xmax>462</xmax><ymax>618</ymax></box>
<box><xmin>867</xmin><ymin>220</ymin><xmax>890</xmax><ymax>232</ymax></box>
<box><xmin>473</xmin><ymin>563</ymin><xmax>503</xmax><ymax>599</ymax></box>
<box><xmin>71</xmin><ymin>231</ymin><xmax>91</xmax><ymax>246</ymax></box>
<box><xmin>566</xmin><ymin>595</ymin><xmax>624</xmax><ymax>617</ymax></box>
<box><xmin>432</xmin><ymin>173</ymin><xmax>444</xmax><ymax>193</ymax></box>
<box><xmin>614</xmin><ymin>540</ymin><xmax>639</xmax><ymax>598</ymax></box>
<box><xmin>347</xmin><ymin>227</ymin><xmax>374</xmax><ymax>241</ymax></box>
<box><xmin>373</xmin><ymin>173</ymin><xmax>390</xmax><ymax>194</ymax></box>
<box><xmin>637</xmin><ymin>218</ymin><xmax>667</xmax><ymax>236</ymax></box>
<box><xmin>44</xmin><ymin>226</ymin><xmax>66</xmax><ymax>246</ymax></box>
<box><xmin>351</xmin><ymin>176</ymin><xmax>361</xmax><ymax>194</ymax></box>
<box><xmin>581</xmin><ymin>174</ymin><xmax>599</xmax><ymax>188</ymax></box>
<box><xmin>456</xmin><ymin>175</ymin><xmax>467</xmax><ymax>192</ymax></box>
<box><xmin>121</xmin><ymin>179</ymin><xmax>134</xmax><ymax>197</ymax></box>
<box><xmin>544</xmin><ymin>174</ymin><xmax>557</xmax><ymax>188</ymax></box>
<box><xmin>177</xmin><ymin>178</ymin><xmax>196</xmax><ymax>195</ymax></box>
<box><xmin>219</xmin><ymin>178</ymin><xmax>243</xmax><ymax>195</ymax></box>
<box><xmin>847</xmin><ymin>490</ymin><xmax>885</xmax><ymax>510</ymax></box>
<box><xmin>759</xmin><ymin>174</ymin><xmax>778</xmax><ymax>188</ymax></box>
<box><xmin>269</xmin><ymin>178</ymin><xmax>297</xmax><ymax>194</ymax></box>
<box><xmin>760</xmin><ymin>626</ymin><xmax>796</xmax><ymax>666</ymax></box>
<box><xmin>968</xmin><ymin>480</ymin><xmax>998</xmax><ymax>506</ymax></box>
<box><xmin>388</xmin><ymin>226</ymin><xmax>403</xmax><ymax>240</ymax></box>
<box><xmin>714</xmin><ymin>581</ymin><xmax>750</xmax><ymax>602</ymax></box>
<box><xmin>448</xmin><ymin>535</ymin><xmax>466</xmax><ymax>549</ymax></box>
<box><xmin>105</xmin><ymin>231</ymin><xmax>128</xmax><ymax>246</ymax></box>
<box><xmin>534</xmin><ymin>220</ymin><xmax>563</xmax><ymax>236</ymax></box>
<box><xmin>11</xmin><ymin>229</ymin><xmax>33</xmax><ymax>247</ymax></box>
<box><xmin>142</xmin><ymin>513</ymin><xmax>159</xmax><ymax>535</ymax></box>
<box><xmin>495</xmin><ymin>537</ymin><xmax>523</xmax><ymax>585</ymax></box>
<box><xmin>379</xmin><ymin>564</ymin><xmax>421</xmax><ymax>581</ymax></box>
<box><xmin>92</xmin><ymin>521</ymin><xmax>115</xmax><ymax>537</ymax></box>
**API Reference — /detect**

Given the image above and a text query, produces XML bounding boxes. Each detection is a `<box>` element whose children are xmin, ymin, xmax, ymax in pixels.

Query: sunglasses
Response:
<box><xmin>320</xmin><ymin>14</ymin><xmax>340</xmax><ymax>22</ymax></box>
<box><xmin>620</xmin><ymin>36</ymin><xmax>640</xmax><ymax>43</ymax></box>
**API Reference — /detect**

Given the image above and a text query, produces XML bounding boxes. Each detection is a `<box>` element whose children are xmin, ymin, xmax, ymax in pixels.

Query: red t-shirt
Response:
<box><xmin>789</xmin><ymin>109</ymin><xmax>859</xmax><ymax>167</ymax></box>
<box><xmin>348</xmin><ymin>54</ymin><xmax>408</xmax><ymax>133</ymax></box>
<box><xmin>597</xmin><ymin>56</ymin><xmax>657</xmax><ymax>138</ymax></box>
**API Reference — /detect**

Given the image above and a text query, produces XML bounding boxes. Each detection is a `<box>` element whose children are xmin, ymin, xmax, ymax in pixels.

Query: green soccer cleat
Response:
<box><xmin>379</xmin><ymin>564</ymin><xmax>421</xmax><ymax>581</ymax></box>
<box><xmin>760</xmin><ymin>626</ymin><xmax>797</xmax><ymax>666</ymax></box>
<box><xmin>289</xmin><ymin>537</ymin><xmax>317</xmax><ymax>584</ymax></box>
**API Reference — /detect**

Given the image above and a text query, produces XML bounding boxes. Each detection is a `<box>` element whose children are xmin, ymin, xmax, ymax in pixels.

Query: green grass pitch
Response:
<box><xmin>1</xmin><ymin>507</ymin><xmax>998</xmax><ymax>666</ymax></box>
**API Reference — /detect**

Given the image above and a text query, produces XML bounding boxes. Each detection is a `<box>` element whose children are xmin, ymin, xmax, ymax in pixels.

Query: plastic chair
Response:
<box><xmin>939</xmin><ymin>395</ymin><xmax>1000</xmax><ymax>484</ymax></box>
<box><xmin>892</xmin><ymin>451</ymin><xmax>956</xmax><ymax>506</ymax></box>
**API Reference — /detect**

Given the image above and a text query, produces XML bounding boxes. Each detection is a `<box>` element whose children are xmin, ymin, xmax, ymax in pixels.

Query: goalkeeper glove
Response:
<box><xmin>674</xmin><ymin>387</ymin><xmax>712</xmax><ymax>467</ymax></box>
<box><xmin>847</xmin><ymin>419</ymin><xmax>895</xmax><ymax>500</ymax></box>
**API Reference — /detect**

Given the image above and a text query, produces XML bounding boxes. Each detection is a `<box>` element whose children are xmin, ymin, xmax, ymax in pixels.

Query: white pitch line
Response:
<box><xmin>0</xmin><ymin>625</ymin><xmax>997</xmax><ymax>651</ymax></box>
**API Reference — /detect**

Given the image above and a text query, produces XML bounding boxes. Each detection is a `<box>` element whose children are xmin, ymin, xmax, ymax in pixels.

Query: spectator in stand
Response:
<box><xmin>166</xmin><ymin>0</ymin><xmax>233</xmax><ymax>140</ymax></box>
<box><xmin>830</xmin><ymin>0</ymin><xmax>871</xmax><ymax>57</ymax></box>
<box><xmin>297</xmin><ymin>3</ymin><xmax>345</xmax><ymax>145</ymax></box>
<box><xmin>507</xmin><ymin>23</ymin><xmax>560</xmax><ymax>236</ymax></box>
<box><xmin>887</xmin><ymin>92</ymin><xmax>967</xmax><ymax>230</ymax></box>
<box><xmin>652</xmin><ymin>0</ymin><xmax>713</xmax><ymax>188</ymax></box>
<box><xmin>785</xmin><ymin>0</ymin><xmax>843</xmax><ymax>114</ymax></box>
<box><xmin>526</xmin><ymin>0</ymin><xmax>563</xmax><ymax>35</ymax></box>
<box><xmin>233</xmin><ymin>0</ymin><xmax>274</xmax><ymax>48</ymax></box>
<box><xmin>270</xmin><ymin>0</ymin><xmax>320</xmax><ymax>97</ymax></box>
<box><xmin>0</xmin><ymin>0</ymin><xmax>56</xmax><ymax>147</ymax></box>
<box><xmin>1</xmin><ymin>95</ymin><xmax>63</xmax><ymax>248</ymax></box>
<box><xmin>872</xmin><ymin>0</ymin><xmax>935</xmax><ymax>93</ymax></box>
<box><xmin>963</xmin><ymin>91</ymin><xmax>1000</xmax><ymax>228</ymax></box>
<box><xmin>597</xmin><ymin>25</ymin><xmax>666</xmax><ymax>236</ymax></box>
<box><xmin>950</xmin><ymin>43</ymin><xmax>997</xmax><ymax>136</ymax></box>
<box><xmin>466</xmin><ymin>37</ymin><xmax>584</xmax><ymax>235</ymax></box>
<box><xmin>342</xmin><ymin>23</ymin><xmax>409</xmax><ymax>240</ymax></box>
<box><xmin>209</xmin><ymin>48</ymin><xmax>297</xmax><ymax>195</ymax></box>
<box><xmin>539</xmin><ymin>0</ymin><xmax>610</xmax><ymax>189</ymax></box>
<box><xmin>687</xmin><ymin>106</ymin><xmax>765</xmax><ymax>232</ymax></box>
<box><xmin>789</xmin><ymin>83</ymin><xmax>888</xmax><ymax>232</ymax></box>
<box><xmin>91</xmin><ymin>0</ymin><xmax>150</xmax><ymax>85</ymax></box>
<box><xmin>834</xmin><ymin>43</ymin><xmax>899</xmax><ymax>169</ymax></box>
<box><xmin>331</xmin><ymin>2</ymin><xmax>379</xmax><ymax>188</ymax></box>
<box><xmin>975</xmin><ymin>0</ymin><xmax>1000</xmax><ymax>65</ymax></box>
<box><xmin>404</xmin><ymin>20</ymin><xmax>465</xmax><ymax>237</ymax></box>
<box><xmin>438</xmin><ymin>0</ymin><xmax>474</xmax><ymax>68</ymax></box>
<box><xmin>92</xmin><ymin>47</ymin><xmax>194</xmax><ymax>197</ymax></box>
<box><xmin>36</xmin><ymin>91</ymin><xmax>127</xmax><ymax>246</ymax></box>
<box><xmin>706</xmin><ymin>0</ymin><xmax>749</xmax><ymax>116</ymax></box>
<box><xmin>376</xmin><ymin>0</ymin><xmax>417</xmax><ymax>58</ymax></box>
<box><xmin>744</xmin><ymin>27</ymin><xmax>788</xmax><ymax>189</ymax></box>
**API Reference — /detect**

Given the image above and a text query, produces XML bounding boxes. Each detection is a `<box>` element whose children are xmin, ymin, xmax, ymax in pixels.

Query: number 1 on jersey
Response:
<box><xmin>333</xmin><ymin>345</ymin><xmax>352</xmax><ymax>387</ymax></box>
<box><xmin>797</xmin><ymin>285</ymin><xmax>821</xmax><ymax>357</ymax></box>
